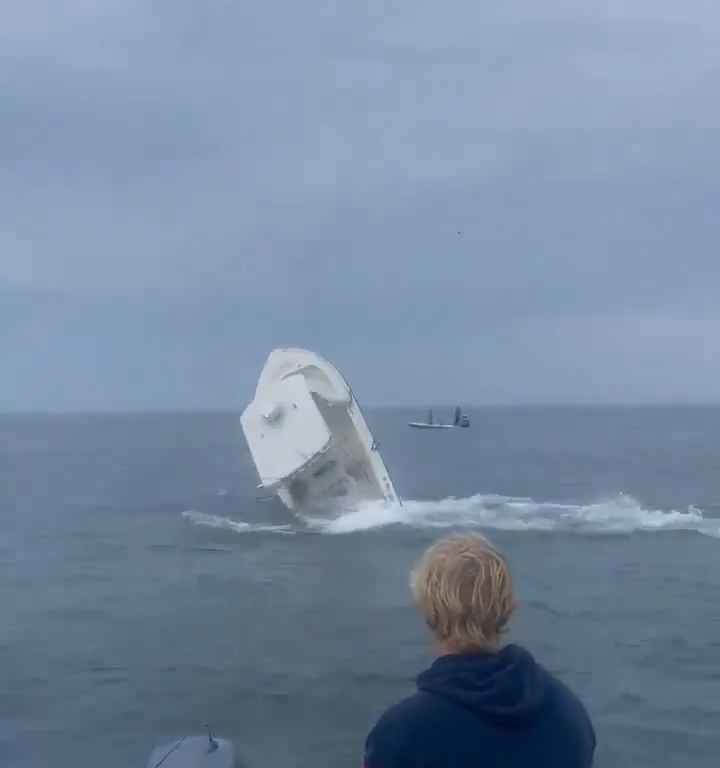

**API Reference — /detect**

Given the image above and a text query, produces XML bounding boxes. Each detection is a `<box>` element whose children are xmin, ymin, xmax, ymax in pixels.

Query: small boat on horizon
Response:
<box><xmin>408</xmin><ymin>406</ymin><xmax>470</xmax><ymax>430</ymax></box>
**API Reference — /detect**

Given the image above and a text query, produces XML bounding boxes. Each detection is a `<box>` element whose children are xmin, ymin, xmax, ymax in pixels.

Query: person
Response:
<box><xmin>364</xmin><ymin>534</ymin><xmax>596</xmax><ymax>767</ymax></box>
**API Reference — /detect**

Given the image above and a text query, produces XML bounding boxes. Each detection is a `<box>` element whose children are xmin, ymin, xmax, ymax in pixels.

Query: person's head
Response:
<box><xmin>410</xmin><ymin>533</ymin><xmax>516</xmax><ymax>654</ymax></box>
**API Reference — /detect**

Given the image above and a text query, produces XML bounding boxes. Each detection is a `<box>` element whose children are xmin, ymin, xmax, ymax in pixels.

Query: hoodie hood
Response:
<box><xmin>417</xmin><ymin>644</ymin><xmax>547</xmax><ymax>726</ymax></box>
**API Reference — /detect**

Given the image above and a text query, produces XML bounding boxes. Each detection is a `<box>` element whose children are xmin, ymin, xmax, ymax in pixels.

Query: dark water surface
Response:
<box><xmin>2</xmin><ymin>407</ymin><xmax>720</xmax><ymax>767</ymax></box>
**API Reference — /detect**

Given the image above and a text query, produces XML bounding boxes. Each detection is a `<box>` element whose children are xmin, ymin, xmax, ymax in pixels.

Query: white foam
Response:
<box><xmin>181</xmin><ymin>510</ymin><xmax>295</xmax><ymax>535</ymax></box>
<box><xmin>306</xmin><ymin>492</ymin><xmax>720</xmax><ymax>537</ymax></box>
<box><xmin>182</xmin><ymin>494</ymin><xmax>720</xmax><ymax>539</ymax></box>
<box><xmin>303</xmin><ymin>502</ymin><xmax>409</xmax><ymax>534</ymax></box>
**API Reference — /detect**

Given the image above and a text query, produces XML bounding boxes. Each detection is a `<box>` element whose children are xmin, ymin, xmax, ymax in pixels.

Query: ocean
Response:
<box><xmin>2</xmin><ymin>407</ymin><xmax>720</xmax><ymax>767</ymax></box>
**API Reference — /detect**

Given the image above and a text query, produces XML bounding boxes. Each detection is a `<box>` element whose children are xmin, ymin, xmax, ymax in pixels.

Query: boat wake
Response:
<box><xmin>181</xmin><ymin>510</ymin><xmax>295</xmax><ymax>535</ymax></box>
<box><xmin>182</xmin><ymin>493</ymin><xmax>720</xmax><ymax>539</ymax></box>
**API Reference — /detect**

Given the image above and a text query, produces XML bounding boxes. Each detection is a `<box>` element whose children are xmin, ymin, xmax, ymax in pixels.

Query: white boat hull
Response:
<box><xmin>241</xmin><ymin>348</ymin><xmax>400</xmax><ymax>512</ymax></box>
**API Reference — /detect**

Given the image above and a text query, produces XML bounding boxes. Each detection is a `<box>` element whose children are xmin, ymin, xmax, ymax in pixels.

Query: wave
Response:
<box><xmin>181</xmin><ymin>510</ymin><xmax>295</xmax><ymax>535</ymax></box>
<box><xmin>182</xmin><ymin>494</ymin><xmax>720</xmax><ymax>538</ymax></box>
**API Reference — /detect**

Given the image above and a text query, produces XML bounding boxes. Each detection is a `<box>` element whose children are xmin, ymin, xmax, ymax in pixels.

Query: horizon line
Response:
<box><xmin>3</xmin><ymin>400</ymin><xmax>720</xmax><ymax>416</ymax></box>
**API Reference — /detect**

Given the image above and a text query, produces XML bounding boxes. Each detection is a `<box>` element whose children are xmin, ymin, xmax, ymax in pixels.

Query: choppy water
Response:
<box><xmin>2</xmin><ymin>407</ymin><xmax>720</xmax><ymax>766</ymax></box>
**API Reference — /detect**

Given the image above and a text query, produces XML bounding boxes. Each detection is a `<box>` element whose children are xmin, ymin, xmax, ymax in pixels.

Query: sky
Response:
<box><xmin>2</xmin><ymin>1</ymin><xmax>720</xmax><ymax>410</ymax></box>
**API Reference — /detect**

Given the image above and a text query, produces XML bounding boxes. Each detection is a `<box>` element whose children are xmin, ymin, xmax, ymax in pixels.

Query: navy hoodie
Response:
<box><xmin>364</xmin><ymin>645</ymin><xmax>595</xmax><ymax>768</ymax></box>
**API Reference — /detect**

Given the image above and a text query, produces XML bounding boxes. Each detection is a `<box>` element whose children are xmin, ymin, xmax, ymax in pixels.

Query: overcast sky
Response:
<box><xmin>2</xmin><ymin>1</ymin><xmax>719</xmax><ymax>410</ymax></box>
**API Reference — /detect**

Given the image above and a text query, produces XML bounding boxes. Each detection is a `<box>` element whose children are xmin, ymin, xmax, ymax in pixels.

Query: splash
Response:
<box><xmin>181</xmin><ymin>510</ymin><xmax>295</xmax><ymax>535</ymax></box>
<box><xmin>305</xmin><ymin>493</ymin><xmax>720</xmax><ymax>537</ymax></box>
<box><xmin>182</xmin><ymin>494</ymin><xmax>720</xmax><ymax>538</ymax></box>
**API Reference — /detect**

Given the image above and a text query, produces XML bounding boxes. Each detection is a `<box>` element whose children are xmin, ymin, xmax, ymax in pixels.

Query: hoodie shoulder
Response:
<box><xmin>543</xmin><ymin>672</ymin><xmax>597</xmax><ymax>752</ymax></box>
<box><xmin>367</xmin><ymin>691</ymin><xmax>439</xmax><ymax>743</ymax></box>
<box><xmin>364</xmin><ymin>692</ymin><xmax>442</xmax><ymax>768</ymax></box>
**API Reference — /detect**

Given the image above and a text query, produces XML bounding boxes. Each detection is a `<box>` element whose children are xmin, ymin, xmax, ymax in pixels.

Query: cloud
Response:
<box><xmin>1</xmin><ymin>1</ymin><xmax>719</xmax><ymax>407</ymax></box>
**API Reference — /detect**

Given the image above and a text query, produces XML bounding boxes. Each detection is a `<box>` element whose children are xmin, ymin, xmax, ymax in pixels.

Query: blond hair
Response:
<box><xmin>410</xmin><ymin>534</ymin><xmax>515</xmax><ymax>652</ymax></box>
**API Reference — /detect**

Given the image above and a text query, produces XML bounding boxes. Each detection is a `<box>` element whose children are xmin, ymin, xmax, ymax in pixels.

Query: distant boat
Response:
<box><xmin>409</xmin><ymin>406</ymin><xmax>470</xmax><ymax>430</ymax></box>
